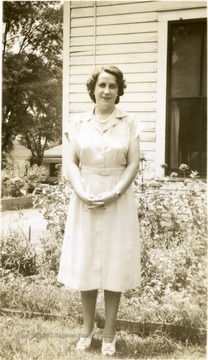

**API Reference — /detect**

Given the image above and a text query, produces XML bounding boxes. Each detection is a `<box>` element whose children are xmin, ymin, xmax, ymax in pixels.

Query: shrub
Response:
<box><xmin>127</xmin><ymin>176</ymin><xmax>207</xmax><ymax>328</ymax></box>
<box><xmin>0</xmin><ymin>229</ymin><xmax>37</xmax><ymax>276</ymax></box>
<box><xmin>136</xmin><ymin>178</ymin><xmax>206</xmax><ymax>247</ymax></box>
<box><xmin>33</xmin><ymin>178</ymin><xmax>72</xmax><ymax>235</ymax></box>
<box><xmin>1</xmin><ymin>161</ymin><xmax>48</xmax><ymax>198</ymax></box>
<box><xmin>37</xmin><ymin>229</ymin><xmax>63</xmax><ymax>275</ymax></box>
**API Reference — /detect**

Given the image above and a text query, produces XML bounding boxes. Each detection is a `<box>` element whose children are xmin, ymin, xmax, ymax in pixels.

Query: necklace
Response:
<box><xmin>95</xmin><ymin>108</ymin><xmax>115</xmax><ymax>124</ymax></box>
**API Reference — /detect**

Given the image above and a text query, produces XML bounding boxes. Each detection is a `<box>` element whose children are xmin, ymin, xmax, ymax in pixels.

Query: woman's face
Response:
<box><xmin>94</xmin><ymin>71</ymin><xmax>118</xmax><ymax>110</ymax></box>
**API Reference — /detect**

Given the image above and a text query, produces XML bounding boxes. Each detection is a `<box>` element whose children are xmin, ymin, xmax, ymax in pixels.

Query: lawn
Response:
<box><xmin>0</xmin><ymin>315</ymin><xmax>206</xmax><ymax>360</ymax></box>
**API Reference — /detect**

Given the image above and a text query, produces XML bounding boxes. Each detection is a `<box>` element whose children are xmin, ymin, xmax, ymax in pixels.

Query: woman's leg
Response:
<box><xmin>103</xmin><ymin>290</ymin><xmax>121</xmax><ymax>343</ymax></box>
<box><xmin>80</xmin><ymin>290</ymin><xmax>98</xmax><ymax>334</ymax></box>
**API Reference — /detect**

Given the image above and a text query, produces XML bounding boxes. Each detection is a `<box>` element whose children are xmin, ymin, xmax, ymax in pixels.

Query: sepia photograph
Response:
<box><xmin>1</xmin><ymin>1</ymin><xmax>207</xmax><ymax>359</ymax></box>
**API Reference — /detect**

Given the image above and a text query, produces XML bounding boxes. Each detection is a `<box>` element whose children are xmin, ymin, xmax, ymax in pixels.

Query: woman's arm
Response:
<box><xmin>114</xmin><ymin>136</ymin><xmax>140</xmax><ymax>194</ymax></box>
<box><xmin>66</xmin><ymin>140</ymin><xmax>105</xmax><ymax>207</ymax></box>
<box><xmin>96</xmin><ymin>136</ymin><xmax>140</xmax><ymax>205</ymax></box>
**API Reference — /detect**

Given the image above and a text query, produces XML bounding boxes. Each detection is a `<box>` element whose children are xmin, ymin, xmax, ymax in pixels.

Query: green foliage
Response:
<box><xmin>33</xmin><ymin>179</ymin><xmax>72</xmax><ymax>234</ymax></box>
<box><xmin>0</xmin><ymin>228</ymin><xmax>62</xmax><ymax>281</ymax></box>
<box><xmin>136</xmin><ymin>178</ymin><xmax>206</xmax><ymax>246</ymax></box>
<box><xmin>0</xmin><ymin>272</ymin><xmax>63</xmax><ymax>313</ymax></box>
<box><xmin>1</xmin><ymin>160</ymin><xmax>48</xmax><ymax>197</ymax></box>
<box><xmin>37</xmin><ymin>229</ymin><xmax>63</xmax><ymax>275</ymax></box>
<box><xmin>2</xmin><ymin>1</ymin><xmax>63</xmax><ymax>166</ymax></box>
<box><xmin>126</xmin><ymin>177</ymin><xmax>207</xmax><ymax>328</ymax></box>
<box><xmin>0</xmin><ymin>229</ymin><xmax>37</xmax><ymax>276</ymax></box>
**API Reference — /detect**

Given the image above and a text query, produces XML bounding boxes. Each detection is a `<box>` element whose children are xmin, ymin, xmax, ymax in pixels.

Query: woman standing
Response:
<box><xmin>58</xmin><ymin>66</ymin><xmax>141</xmax><ymax>356</ymax></box>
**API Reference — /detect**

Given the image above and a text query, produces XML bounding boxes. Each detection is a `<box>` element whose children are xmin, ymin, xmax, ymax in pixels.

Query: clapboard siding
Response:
<box><xmin>71</xmin><ymin>33</ymin><xmax>158</xmax><ymax>46</ymax></box>
<box><xmin>70</xmin><ymin>64</ymin><xmax>157</xmax><ymax>79</ymax></box>
<box><xmin>70</xmin><ymin>1</ymin><xmax>151</xmax><ymax>9</ymax></box>
<box><xmin>70</xmin><ymin>53</ymin><xmax>158</xmax><ymax>65</ymax></box>
<box><xmin>71</xmin><ymin>22</ymin><xmax>158</xmax><ymax>37</ymax></box>
<box><xmin>71</xmin><ymin>12</ymin><xmax>158</xmax><ymax>27</ymax></box>
<box><xmin>68</xmin><ymin>0</ymin><xmax>160</xmax><ymax>152</ymax></box>
<box><xmin>71</xmin><ymin>1</ymin><xmax>205</xmax><ymax>17</ymax></box>
<box><xmin>66</xmin><ymin>1</ymin><xmax>206</xmax><ymax>176</ymax></box>
<box><xmin>96</xmin><ymin>1</ymin><xmax>206</xmax><ymax>15</ymax></box>
<box><xmin>140</xmin><ymin>122</ymin><xmax>156</xmax><ymax>131</ymax></box>
<box><xmin>71</xmin><ymin>43</ymin><xmax>158</xmax><ymax>56</ymax></box>
<box><xmin>141</xmin><ymin>132</ymin><xmax>156</xmax><ymax>142</ymax></box>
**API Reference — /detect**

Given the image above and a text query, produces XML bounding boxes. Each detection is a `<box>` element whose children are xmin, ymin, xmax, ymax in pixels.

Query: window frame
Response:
<box><xmin>155</xmin><ymin>7</ymin><xmax>207</xmax><ymax>177</ymax></box>
<box><xmin>165</xmin><ymin>18</ymin><xmax>207</xmax><ymax>176</ymax></box>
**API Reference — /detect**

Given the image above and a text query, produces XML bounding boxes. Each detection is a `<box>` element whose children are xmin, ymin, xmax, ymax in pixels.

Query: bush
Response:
<box><xmin>125</xmin><ymin>176</ymin><xmax>207</xmax><ymax>328</ymax></box>
<box><xmin>135</xmin><ymin>178</ymin><xmax>206</xmax><ymax>246</ymax></box>
<box><xmin>0</xmin><ymin>226</ymin><xmax>63</xmax><ymax>278</ymax></box>
<box><xmin>0</xmin><ymin>229</ymin><xmax>37</xmax><ymax>276</ymax></box>
<box><xmin>37</xmin><ymin>229</ymin><xmax>63</xmax><ymax>275</ymax></box>
<box><xmin>1</xmin><ymin>160</ymin><xmax>48</xmax><ymax>198</ymax></box>
<box><xmin>33</xmin><ymin>178</ymin><xmax>72</xmax><ymax>235</ymax></box>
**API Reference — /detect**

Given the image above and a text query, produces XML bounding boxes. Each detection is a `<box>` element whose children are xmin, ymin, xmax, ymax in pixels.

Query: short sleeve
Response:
<box><xmin>64</xmin><ymin>122</ymin><xmax>73</xmax><ymax>143</ymax></box>
<box><xmin>64</xmin><ymin>115</ymin><xmax>80</xmax><ymax>144</ymax></box>
<box><xmin>130</xmin><ymin>116</ymin><xmax>141</xmax><ymax>139</ymax></box>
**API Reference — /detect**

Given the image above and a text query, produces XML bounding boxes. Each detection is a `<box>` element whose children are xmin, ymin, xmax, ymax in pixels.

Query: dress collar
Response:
<box><xmin>80</xmin><ymin>107</ymin><xmax>128</xmax><ymax>122</ymax></box>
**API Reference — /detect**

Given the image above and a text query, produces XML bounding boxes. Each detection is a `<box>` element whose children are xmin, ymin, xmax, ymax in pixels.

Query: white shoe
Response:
<box><xmin>101</xmin><ymin>333</ymin><xmax>117</xmax><ymax>356</ymax></box>
<box><xmin>76</xmin><ymin>323</ymin><xmax>96</xmax><ymax>350</ymax></box>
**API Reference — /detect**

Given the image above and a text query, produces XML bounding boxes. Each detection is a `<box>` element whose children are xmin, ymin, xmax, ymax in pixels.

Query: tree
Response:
<box><xmin>2</xmin><ymin>1</ymin><xmax>63</xmax><ymax>166</ymax></box>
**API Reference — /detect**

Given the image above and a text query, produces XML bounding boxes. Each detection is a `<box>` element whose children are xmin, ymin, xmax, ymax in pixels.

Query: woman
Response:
<box><xmin>58</xmin><ymin>66</ymin><xmax>141</xmax><ymax>356</ymax></box>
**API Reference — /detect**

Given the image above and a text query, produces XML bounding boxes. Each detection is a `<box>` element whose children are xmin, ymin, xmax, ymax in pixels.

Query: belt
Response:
<box><xmin>80</xmin><ymin>166</ymin><xmax>126</xmax><ymax>176</ymax></box>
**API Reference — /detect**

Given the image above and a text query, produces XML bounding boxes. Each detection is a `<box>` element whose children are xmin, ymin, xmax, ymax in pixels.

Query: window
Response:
<box><xmin>50</xmin><ymin>163</ymin><xmax>59</xmax><ymax>177</ymax></box>
<box><xmin>166</xmin><ymin>19</ymin><xmax>207</xmax><ymax>176</ymax></box>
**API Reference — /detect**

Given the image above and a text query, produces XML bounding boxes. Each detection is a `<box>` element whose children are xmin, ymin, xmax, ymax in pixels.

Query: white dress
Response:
<box><xmin>58</xmin><ymin>107</ymin><xmax>141</xmax><ymax>292</ymax></box>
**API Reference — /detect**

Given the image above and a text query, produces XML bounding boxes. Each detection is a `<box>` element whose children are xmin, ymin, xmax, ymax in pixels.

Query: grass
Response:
<box><xmin>0</xmin><ymin>315</ymin><xmax>206</xmax><ymax>360</ymax></box>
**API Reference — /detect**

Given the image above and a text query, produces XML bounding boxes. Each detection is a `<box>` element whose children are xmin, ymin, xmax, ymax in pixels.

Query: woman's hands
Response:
<box><xmin>78</xmin><ymin>191</ymin><xmax>105</xmax><ymax>209</ymax></box>
<box><xmin>96</xmin><ymin>190</ymin><xmax>116</xmax><ymax>206</ymax></box>
<box><xmin>77</xmin><ymin>190</ymin><xmax>116</xmax><ymax>209</ymax></box>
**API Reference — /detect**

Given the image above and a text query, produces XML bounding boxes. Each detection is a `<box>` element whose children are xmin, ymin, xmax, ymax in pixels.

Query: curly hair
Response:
<box><xmin>86</xmin><ymin>66</ymin><xmax>127</xmax><ymax>104</ymax></box>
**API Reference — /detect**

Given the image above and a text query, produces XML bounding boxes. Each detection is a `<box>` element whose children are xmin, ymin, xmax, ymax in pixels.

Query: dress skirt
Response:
<box><xmin>58</xmin><ymin>166</ymin><xmax>141</xmax><ymax>292</ymax></box>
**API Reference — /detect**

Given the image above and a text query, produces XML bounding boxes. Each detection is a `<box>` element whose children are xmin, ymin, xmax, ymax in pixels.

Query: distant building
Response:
<box><xmin>11</xmin><ymin>141</ymin><xmax>32</xmax><ymax>164</ymax></box>
<box><xmin>42</xmin><ymin>144</ymin><xmax>62</xmax><ymax>183</ymax></box>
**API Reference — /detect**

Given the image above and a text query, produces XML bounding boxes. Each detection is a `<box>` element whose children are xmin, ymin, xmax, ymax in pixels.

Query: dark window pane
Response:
<box><xmin>50</xmin><ymin>163</ymin><xmax>58</xmax><ymax>176</ymax></box>
<box><xmin>171</xmin><ymin>23</ymin><xmax>203</xmax><ymax>97</ymax></box>
<box><xmin>167</xmin><ymin>20</ymin><xmax>207</xmax><ymax>176</ymax></box>
<box><xmin>169</xmin><ymin>99</ymin><xmax>207</xmax><ymax>173</ymax></box>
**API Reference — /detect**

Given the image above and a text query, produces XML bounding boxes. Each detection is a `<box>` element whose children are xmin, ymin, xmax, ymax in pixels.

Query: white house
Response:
<box><xmin>62</xmin><ymin>0</ymin><xmax>207</xmax><ymax>178</ymax></box>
